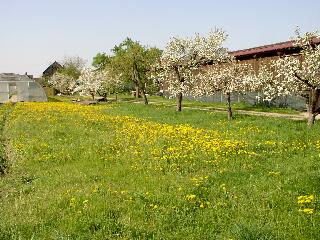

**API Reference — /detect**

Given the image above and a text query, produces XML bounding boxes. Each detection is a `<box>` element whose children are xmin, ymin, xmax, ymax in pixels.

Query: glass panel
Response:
<box><xmin>0</xmin><ymin>82</ymin><xmax>9</xmax><ymax>93</ymax></box>
<box><xmin>16</xmin><ymin>82</ymin><xmax>29</xmax><ymax>102</ymax></box>
<box><xmin>28</xmin><ymin>82</ymin><xmax>47</xmax><ymax>102</ymax></box>
<box><xmin>0</xmin><ymin>82</ymin><xmax>9</xmax><ymax>103</ymax></box>
<box><xmin>0</xmin><ymin>93</ymin><xmax>9</xmax><ymax>102</ymax></box>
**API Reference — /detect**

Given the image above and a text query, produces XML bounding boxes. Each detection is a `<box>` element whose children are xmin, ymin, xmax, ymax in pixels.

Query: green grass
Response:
<box><xmin>148</xmin><ymin>96</ymin><xmax>301</xmax><ymax>114</ymax></box>
<box><xmin>0</xmin><ymin>103</ymin><xmax>15</xmax><ymax>174</ymax></box>
<box><xmin>50</xmin><ymin>94</ymin><xmax>301</xmax><ymax>114</ymax></box>
<box><xmin>48</xmin><ymin>93</ymin><xmax>135</xmax><ymax>103</ymax></box>
<box><xmin>0</xmin><ymin>102</ymin><xmax>319</xmax><ymax>239</ymax></box>
<box><xmin>121</xmin><ymin>95</ymin><xmax>301</xmax><ymax>114</ymax></box>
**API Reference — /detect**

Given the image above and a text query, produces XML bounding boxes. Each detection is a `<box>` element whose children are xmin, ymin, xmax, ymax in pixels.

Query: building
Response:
<box><xmin>219</xmin><ymin>38</ymin><xmax>320</xmax><ymax>109</ymax></box>
<box><xmin>42</xmin><ymin>61</ymin><xmax>63</xmax><ymax>78</ymax></box>
<box><xmin>230</xmin><ymin>38</ymin><xmax>320</xmax><ymax>71</ymax></box>
<box><xmin>196</xmin><ymin>38</ymin><xmax>320</xmax><ymax>109</ymax></box>
<box><xmin>0</xmin><ymin>73</ymin><xmax>47</xmax><ymax>103</ymax></box>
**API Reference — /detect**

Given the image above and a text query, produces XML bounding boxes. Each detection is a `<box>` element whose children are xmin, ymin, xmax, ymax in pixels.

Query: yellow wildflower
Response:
<box><xmin>186</xmin><ymin>194</ymin><xmax>196</xmax><ymax>201</ymax></box>
<box><xmin>299</xmin><ymin>208</ymin><xmax>314</xmax><ymax>214</ymax></box>
<box><xmin>297</xmin><ymin>195</ymin><xmax>315</xmax><ymax>204</ymax></box>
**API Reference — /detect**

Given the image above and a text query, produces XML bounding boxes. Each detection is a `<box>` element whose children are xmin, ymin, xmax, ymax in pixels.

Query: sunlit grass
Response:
<box><xmin>50</xmin><ymin>94</ymin><xmax>301</xmax><ymax>114</ymax></box>
<box><xmin>0</xmin><ymin>102</ymin><xmax>319</xmax><ymax>239</ymax></box>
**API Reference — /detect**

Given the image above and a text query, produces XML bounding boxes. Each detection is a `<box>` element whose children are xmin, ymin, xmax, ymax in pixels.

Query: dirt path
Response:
<box><xmin>184</xmin><ymin>105</ymin><xmax>313</xmax><ymax>120</ymax></box>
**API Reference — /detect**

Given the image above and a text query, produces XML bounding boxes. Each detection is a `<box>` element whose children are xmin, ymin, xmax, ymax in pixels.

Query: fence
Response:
<box><xmin>165</xmin><ymin>91</ymin><xmax>307</xmax><ymax>110</ymax></box>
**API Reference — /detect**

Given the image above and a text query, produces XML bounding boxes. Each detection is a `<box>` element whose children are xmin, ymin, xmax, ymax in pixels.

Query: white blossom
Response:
<box><xmin>257</xmin><ymin>29</ymin><xmax>320</xmax><ymax>100</ymax></box>
<box><xmin>159</xmin><ymin>29</ymin><xmax>229</xmax><ymax>98</ymax></box>
<box><xmin>73</xmin><ymin>68</ymin><xmax>103</xmax><ymax>98</ymax></box>
<box><xmin>74</xmin><ymin>68</ymin><xmax>123</xmax><ymax>99</ymax></box>
<box><xmin>193</xmin><ymin>56</ymin><xmax>256</xmax><ymax>97</ymax></box>
<box><xmin>48</xmin><ymin>72</ymin><xmax>77</xmax><ymax>95</ymax></box>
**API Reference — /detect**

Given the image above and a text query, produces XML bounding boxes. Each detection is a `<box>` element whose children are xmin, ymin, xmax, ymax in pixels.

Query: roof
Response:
<box><xmin>230</xmin><ymin>38</ymin><xmax>320</xmax><ymax>59</ymax></box>
<box><xmin>0</xmin><ymin>73</ymin><xmax>34</xmax><ymax>82</ymax></box>
<box><xmin>43</xmin><ymin>61</ymin><xmax>63</xmax><ymax>77</ymax></box>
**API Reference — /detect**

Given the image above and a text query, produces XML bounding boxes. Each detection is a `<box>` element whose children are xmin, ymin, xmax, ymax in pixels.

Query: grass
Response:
<box><xmin>0</xmin><ymin>103</ymin><xmax>15</xmax><ymax>174</ymax></box>
<box><xmin>0</xmin><ymin>102</ymin><xmax>319</xmax><ymax>239</ymax></box>
<box><xmin>49</xmin><ymin>94</ymin><xmax>301</xmax><ymax>114</ymax></box>
<box><xmin>145</xmin><ymin>95</ymin><xmax>301</xmax><ymax>114</ymax></box>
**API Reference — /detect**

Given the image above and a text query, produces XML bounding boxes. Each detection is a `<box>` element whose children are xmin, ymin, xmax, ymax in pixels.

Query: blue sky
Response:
<box><xmin>0</xmin><ymin>0</ymin><xmax>319</xmax><ymax>76</ymax></box>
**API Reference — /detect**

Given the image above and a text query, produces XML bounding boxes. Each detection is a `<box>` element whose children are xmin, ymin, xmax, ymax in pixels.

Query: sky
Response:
<box><xmin>0</xmin><ymin>0</ymin><xmax>319</xmax><ymax>77</ymax></box>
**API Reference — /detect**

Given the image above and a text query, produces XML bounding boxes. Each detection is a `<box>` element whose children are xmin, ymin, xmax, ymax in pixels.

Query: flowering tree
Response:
<box><xmin>73</xmin><ymin>68</ymin><xmax>103</xmax><ymax>100</ymax></box>
<box><xmin>257</xmin><ymin>29</ymin><xmax>320</xmax><ymax>126</ymax></box>
<box><xmin>159</xmin><ymin>29</ymin><xmax>229</xmax><ymax>111</ymax></box>
<box><xmin>97</xmin><ymin>71</ymin><xmax>124</xmax><ymax>101</ymax></box>
<box><xmin>74</xmin><ymin>68</ymin><xmax>124</xmax><ymax>101</ymax></box>
<box><xmin>47</xmin><ymin>56</ymin><xmax>86</xmax><ymax>94</ymax></box>
<box><xmin>193</xmin><ymin>57</ymin><xmax>256</xmax><ymax>119</ymax></box>
<box><xmin>48</xmin><ymin>72</ymin><xmax>77</xmax><ymax>95</ymax></box>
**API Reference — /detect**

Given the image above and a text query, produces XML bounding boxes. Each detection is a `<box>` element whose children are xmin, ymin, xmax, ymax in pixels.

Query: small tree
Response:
<box><xmin>74</xmin><ymin>68</ymin><xmax>124</xmax><ymax>101</ymax></box>
<box><xmin>97</xmin><ymin>71</ymin><xmax>124</xmax><ymax>101</ymax></box>
<box><xmin>93</xmin><ymin>38</ymin><xmax>161</xmax><ymax>104</ymax></box>
<box><xmin>48</xmin><ymin>56</ymin><xmax>86</xmax><ymax>95</ymax></box>
<box><xmin>159</xmin><ymin>29</ymin><xmax>229</xmax><ymax>111</ymax></box>
<box><xmin>194</xmin><ymin>57</ymin><xmax>256</xmax><ymax>119</ymax></box>
<box><xmin>257</xmin><ymin>29</ymin><xmax>320</xmax><ymax>126</ymax></box>
<box><xmin>48</xmin><ymin>72</ymin><xmax>77</xmax><ymax>95</ymax></box>
<box><xmin>74</xmin><ymin>68</ymin><xmax>103</xmax><ymax>100</ymax></box>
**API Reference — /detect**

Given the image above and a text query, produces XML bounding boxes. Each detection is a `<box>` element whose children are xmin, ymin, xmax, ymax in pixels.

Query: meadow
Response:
<box><xmin>0</xmin><ymin>101</ymin><xmax>319</xmax><ymax>239</ymax></box>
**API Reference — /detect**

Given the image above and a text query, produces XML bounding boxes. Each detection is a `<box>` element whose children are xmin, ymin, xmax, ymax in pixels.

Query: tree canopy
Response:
<box><xmin>158</xmin><ymin>29</ymin><xmax>229</xmax><ymax>111</ymax></box>
<box><xmin>256</xmin><ymin>28</ymin><xmax>320</xmax><ymax>126</ymax></box>
<box><xmin>93</xmin><ymin>38</ymin><xmax>162</xmax><ymax>104</ymax></box>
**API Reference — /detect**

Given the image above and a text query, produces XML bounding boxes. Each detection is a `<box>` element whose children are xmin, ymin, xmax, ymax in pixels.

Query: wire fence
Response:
<box><xmin>165</xmin><ymin>91</ymin><xmax>307</xmax><ymax>110</ymax></box>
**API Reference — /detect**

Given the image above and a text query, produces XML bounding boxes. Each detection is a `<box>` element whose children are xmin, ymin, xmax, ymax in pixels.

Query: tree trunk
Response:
<box><xmin>97</xmin><ymin>91</ymin><xmax>107</xmax><ymax>101</ymax></box>
<box><xmin>91</xmin><ymin>93</ymin><xmax>95</xmax><ymax>100</ymax></box>
<box><xmin>307</xmin><ymin>88</ymin><xmax>320</xmax><ymax>127</ymax></box>
<box><xmin>177</xmin><ymin>92</ymin><xmax>182</xmax><ymax>112</ymax></box>
<box><xmin>173</xmin><ymin>66</ymin><xmax>183</xmax><ymax>112</ymax></box>
<box><xmin>135</xmin><ymin>85</ymin><xmax>140</xmax><ymax>98</ymax></box>
<box><xmin>308</xmin><ymin>112</ymin><xmax>316</xmax><ymax>127</ymax></box>
<box><xmin>227</xmin><ymin>92</ymin><xmax>233</xmax><ymax>120</ymax></box>
<box><xmin>115</xmin><ymin>93</ymin><xmax>118</xmax><ymax>102</ymax></box>
<box><xmin>141</xmin><ymin>89</ymin><xmax>148</xmax><ymax>105</ymax></box>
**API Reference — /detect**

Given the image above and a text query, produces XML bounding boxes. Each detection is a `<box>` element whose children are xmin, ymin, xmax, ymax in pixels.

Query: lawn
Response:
<box><xmin>146</xmin><ymin>96</ymin><xmax>301</xmax><ymax>114</ymax></box>
<box><xmin>49</xmin><ymin>94</ymin><xmax>301</xmax><ymax>114</ymax></box>
<box><xmin>0</xmin><ymin>102</ymin><xmax>319</xmax><ymax>239</ymax></box>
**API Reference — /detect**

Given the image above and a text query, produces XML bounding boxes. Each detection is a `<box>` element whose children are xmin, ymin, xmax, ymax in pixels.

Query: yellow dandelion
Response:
<box><xmin>186</xmin><ymin>194</ymin><xmax>196</xmax><ymax>201</ymax></box>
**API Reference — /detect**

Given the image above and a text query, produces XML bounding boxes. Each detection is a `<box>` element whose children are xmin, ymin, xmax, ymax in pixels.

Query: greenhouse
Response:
<box><xmin>0</xmin><ymin>73</ymin><xmax>47</xmax><ymax>103</ymax></box>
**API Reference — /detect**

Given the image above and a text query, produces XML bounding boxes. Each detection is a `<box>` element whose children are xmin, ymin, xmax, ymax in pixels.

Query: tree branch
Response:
<box><xmin>294</xmin><ymin>72</ymin><xmax>315</xmax><ymax>88</ymax></box>
<box><xmin>173</xmin><ymin>66</ymin><xmax>183</xmax><ymax>83</ymax></box>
